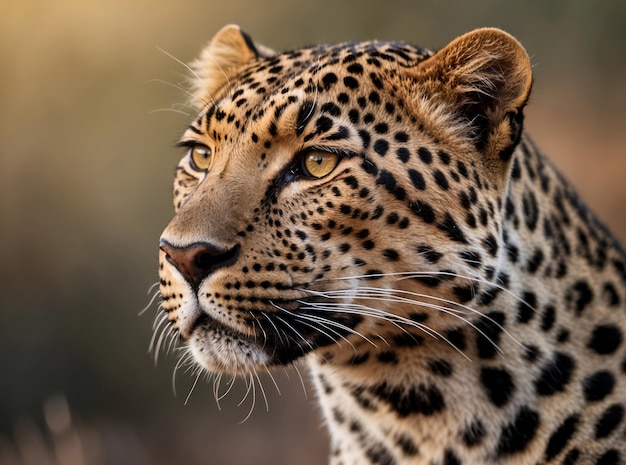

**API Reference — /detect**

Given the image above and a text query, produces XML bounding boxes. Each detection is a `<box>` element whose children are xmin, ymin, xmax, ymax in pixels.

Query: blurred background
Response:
<box><xmin>1</xmin><ymin>0</ymin><xmax>625</xmax><ymax>464</ymax></box>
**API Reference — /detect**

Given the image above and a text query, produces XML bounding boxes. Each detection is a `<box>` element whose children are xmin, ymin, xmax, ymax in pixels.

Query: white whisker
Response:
<box><xmin>184</xmin><ymin>369</ymin><xmax>203</xmax><ymax>405</ymax></box>
<box><xmin>139</xmin><ymin>289</ymin><xmax>161</xmax><ymax>316</ymax></box>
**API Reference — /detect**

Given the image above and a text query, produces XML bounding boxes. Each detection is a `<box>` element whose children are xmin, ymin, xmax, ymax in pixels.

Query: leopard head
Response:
<box><xmin>157</xmin><ymin>25</ymin><xmax>532</xmax><ymax>375</ymax></box>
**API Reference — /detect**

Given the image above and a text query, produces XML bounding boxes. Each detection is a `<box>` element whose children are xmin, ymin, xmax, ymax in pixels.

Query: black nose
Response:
<box><xmin>159</xmin><ymin>240</ymin><xmax>240</xmax><ymax>290</ymax></box>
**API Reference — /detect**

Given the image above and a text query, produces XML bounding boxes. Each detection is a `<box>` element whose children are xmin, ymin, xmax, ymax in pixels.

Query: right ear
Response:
<box><xmin>190</xmin><ymin>24</ymin><xmax>276</xmax><ymax>109</ymax></box>
<box><xmin>407</xmin><ymin>28</ymin><xmax>533</xmax><ymax>170</ymax></box>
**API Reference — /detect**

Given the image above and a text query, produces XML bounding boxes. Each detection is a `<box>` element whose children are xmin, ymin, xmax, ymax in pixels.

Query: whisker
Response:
<box><xmin>281</xmin><ymin>308</ymin><xmax>356</xmax><ymax>352</ymax></box>
<box><xmin>148</xmin><ymin>107</ymin><xmax>192</xmax><ymax>117</ymax></box>
<box><xmin>156</xmin><ymin>46</ymin><xmax>203</xmax><ymax>84</ymax></box>
<box><xmin>264</xmin><ymin>369</ymin><xmax>282</xmax><ymax>396</ymax></box>
<box><xmin>145</xmin><ymin>78</ymin><xmax>203</xmax><ymax>104</ymax></box>
<box><xmin>313</xmin><ymin>270</ymin><xmax>538</xmax><ymax>315</ymax></box>
<box><xmin>238</xmin><ymin>372</ymin><xmax>257</xmax><ymax>424</ymax></box>
<box><xmin>184</xmin><ymin>368</ymin><xmax>203</xmax><ymax>405</ymax></box>
<box><xmin>292</xmin><ymin>363</ymin><xmax>308</xmax><ymax>399</ymax></box>
<box><xmin>255</xmin><ymin>371</ymin><xmax>270</xmax><ymax>412</ymax></box>
<box><xmin>273</xmin><ymin>314</ymin><xmax>315</xmax><ymax>352</ymax></box>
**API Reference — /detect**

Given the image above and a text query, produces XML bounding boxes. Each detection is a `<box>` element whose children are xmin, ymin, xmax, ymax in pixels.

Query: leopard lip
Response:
<box><xmin>189</xmin><ymin>312</ymin><xmax>242</xmax><ymax>339</ymax></box>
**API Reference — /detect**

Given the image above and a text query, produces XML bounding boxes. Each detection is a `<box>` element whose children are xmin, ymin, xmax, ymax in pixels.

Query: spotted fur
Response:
<box><xmin>157</xmin><ymin>25</ymin><xmax>626</xmax><ymax>465</ymax></box>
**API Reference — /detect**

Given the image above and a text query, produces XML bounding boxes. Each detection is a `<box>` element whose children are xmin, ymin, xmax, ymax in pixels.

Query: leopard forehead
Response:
<box><xmin>186</xmin><ymin>41</ymin><xmax>434</xmax><ymax>155</ymax></box>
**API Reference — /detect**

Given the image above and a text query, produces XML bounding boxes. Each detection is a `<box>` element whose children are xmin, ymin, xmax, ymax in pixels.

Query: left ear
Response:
<box><xmin>190</xmin><ymin>25</ymin><xmax>276</xmax><ymax>109</ymax></box>
<box><xmin>412</xmin><ymin>28</ymin><xmax>533</xmax><ymax>164</ymax></box>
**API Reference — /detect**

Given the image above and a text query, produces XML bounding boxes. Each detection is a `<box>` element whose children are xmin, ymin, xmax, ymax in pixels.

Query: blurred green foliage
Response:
<box><xmin>1</xmin><ymin>0</ymin><xmax>625</xmax><ymax>463</ymax></box>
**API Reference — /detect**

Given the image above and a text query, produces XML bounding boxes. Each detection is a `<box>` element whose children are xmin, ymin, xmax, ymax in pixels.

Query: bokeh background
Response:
<box><xmin>2</xmin><ymin>1</ymin><xmax>626</xmax><ymax>464</ymax></box>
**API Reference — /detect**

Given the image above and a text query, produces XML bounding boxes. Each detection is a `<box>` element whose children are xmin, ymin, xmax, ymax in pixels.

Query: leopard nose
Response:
<box><xmin>159</xmin><ymin>239</ymin><xmax>240</xmax><ymax>290</ymax></box>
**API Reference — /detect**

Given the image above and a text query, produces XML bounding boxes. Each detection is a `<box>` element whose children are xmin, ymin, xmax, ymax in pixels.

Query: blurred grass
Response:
<box><xmin>1</xmin><ymin>0</ymin><xmax>625</xmax><ymax>463</ymax></box>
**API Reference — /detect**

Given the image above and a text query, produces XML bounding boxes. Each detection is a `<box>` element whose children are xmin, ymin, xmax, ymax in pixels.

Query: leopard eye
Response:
<box><xmin>302</xmin><ymin>151</ymin><xmax>340</xmax><ymax>179</ymax></box>
<box><xmin>189</xmin><ymin>145</ymin><xmax>213</xmax><ymax>172</ymax></box>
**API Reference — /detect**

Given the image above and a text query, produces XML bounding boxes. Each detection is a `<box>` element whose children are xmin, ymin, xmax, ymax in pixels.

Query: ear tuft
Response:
<box><xmin>414</xmin><ymin>28</ymin><xmax>533</xmax><ymax>162</ymax></box>
<box><xmin>190</xmin><ymin>25</ymin><xmax>276</xmax><ymax>109</ymax></box>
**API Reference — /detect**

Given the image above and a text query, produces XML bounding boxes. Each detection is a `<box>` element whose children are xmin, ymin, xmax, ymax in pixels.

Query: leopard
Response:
<box><xmin>156</xmin><ymin>24</ymin><xmax>626</xmax><ymax>465</ymax></box>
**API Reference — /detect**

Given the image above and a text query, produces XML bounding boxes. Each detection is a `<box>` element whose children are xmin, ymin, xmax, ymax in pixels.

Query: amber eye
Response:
<box><xmin>302</xmin><ymin>151</ymin><xmax>340</xmax><ymax>178</ymax></box>
<box><xmin>189</xmin><ymin>145</ymin><xmax>213</xmax><ymax>171</ymax></box>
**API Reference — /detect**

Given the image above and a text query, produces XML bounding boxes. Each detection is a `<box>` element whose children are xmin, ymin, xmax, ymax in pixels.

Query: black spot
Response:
<box><xmin>459</xmin><ymin>250</ymin><xmax>481</xmax><ymax>268</ymax></box>
<box><xmin>382</xmin><ymin>249</ymin><xmax>399</xmax><ymax>261</ymax></box>
<box><xmin>544</xmin><ymin>414</ymin><xmax>579</xmax><ymax>461</ymax></box>
<box><xmin>428</xmin><ymin>359</ymin><xmax>452</xmax><ymax>377</ymax></box>
<box><xmin>557</xmin><ymin>328</ymin><xmax>570</xmax><ymax>343</ymax></box>
<box><xmin>603</xmin><ymin>282</ymin><xmax>621</xmax><ymax>306</ymax></box>
<box><xmin>461</xmin><ymin>420</ymin><xmax>485</xmax><ymax>447</ymax></box>
<box><xmin>526</xmin><ymin>249</ymin><xmax>544</xmax><ymax>274</ymax></box>
<box><xmin>368</xmin><ymin>91</ymin><xmax>381</xmax><ymax>105</ymax></box>
<box><xmin>516</xmin><ymin>290</ymin><xmax>536</xmax><ymax>323</ymax></box>
<box><xmin>362</xmin><ymin>240</ymin><xmax>375</xmax><ymax>250</ymax></box>
<box><xmin>565</xmin><ymin>280</ymin><xmax>594</xmax><ymax>315</ymax></box>
<box><xmin>475</xmin><ymin>311</ymin><xmax>505</xmax><ymax>359</ymax></box>
<box><xmin>445</xmin><ymin>328</ymin><xmax>466</xmax><ymax>351</ymax></box>
<box><xmin>408</xmin><ymin>169</ymin><xmax>426</xmax><ymax>190</ymax></box>
<box><xmin>392</xmin><ymin>332</ymin><xmax>423</xmax><ymax>347</ymax></box>
<box><xmin>438</xmin><ymin>150</ymin><xmax>451</xmax><ymax>164</ymax></box>
<box><xmin>596</xmin><ymin>450</ymin><xmax>621</xmax><ymax>465</ymax></box>
<box><xmin>524</xmin><ymin>345</ymin><xmax>541</xmax><ymax>363</ymax></box>
<box><xmin>313</xmin><ymin>114</ymin><xmax>334</xmax><ymax>135</ymax></box>
<box><xmin>374</xmin><ymin>122</ymin><xmax>388</xmax><ymax>134</ymax></box>
<box><xmin>394</xmin><ymin>131</ymin><xmax>409</xmax><ymax>142</ymax></box>
<box><xmin>595</xmin><ymin>404</ymin><xmax>624</xmax><ymax>439</ymax></box>
<box><xmin>395</xmin><ymin>435</ymin><xmax>418</xmax><ymax>456</ymax></box>
<box><xmin>534</xmin><ymin>352</ymin><xmax>575</xmax><ymax>396</ymax></box>
<box><xmin>376</xmin><ymin>170</ymin><xmax>406</xmax><ymax>200</ymax></box>
<box><xmin>347</xmin><ymin>352</ymin><xmax>370</xmax><ymax>365</ymax></box>
<box><xmin>563</xmin><ymin>449</ymin><xmax>580</xmax><ymax>465</ymax></box>
<box><xmin>587</xmin><ymin>324</ymin><xmax>623</xmax><ymax>355</ymax></box>
<box><xmin>396</xmin><ymin>147</ymin><xmax>410</xmax><ymax>163</ymax></box>
<box><xmin>386</xmin><ymin>212</ymin><xmax>399</xmax><ymax>224</ymax></box>
<box><xmin>495</xmin><ymin>406</ymin><xmax>540</xmax><ymax>456</ymax></box>
<box><xmin>453</xmin><ymin>285</ymin><xmax>475</xmax><ymax>303</ymax></box>
<box><xmin>482</xmin><ymin>234</ymin><xmax>499</xmax><ymax>257</ymax></box>
<box><xmin>522</xmin><ymin>189</ymin><xmax>539</xmax><ymax>231</ymax></box>
<box><xmin>343</xmin><ymin>175</ymin><xmax>359</xmax><ymax>189</ymax></box>
<box><xmin>373</xmin><ymin>139</ymin><xmax>389</xmax><ymax>156</ymax></box>
<box><xmin>480</xmin><ymin>367</ymin><xmax>514</xmax><ymax>407</ymax></box>
<box><xmin>338</xmin><ymin>243</ymin><xmax>351</xmax><ymax>253</ymax></box>
<box><xmin>583</xmin><ymin>370</ymin><xmax>615</xmax><ymax>402</ymax></box>
<box><xmin>457</xmin><ymin>161</ymin><xmax>469</xmax><ymax>178</ymax></box>
<box><xmin>343</xmin><ymin>76</ymin><xmax>359</xmax><ymax>89</ymax></box>
<box><xmin>541</xmin><ymin>305</ymin><xmax>556</xmax><ymax>332</ymax></box>
<box><xmin>365</xmin><ymin>443</ymin><xmax>395</xmax><ymax>465</ymax></box>
<box><xmin>370</xmin><ymin>382</ymin><xmax>444</xmax><ymax>417</ymax></box>
<box><xmin>417</xmin><ymin>245</ymin><xmax>443</xmax><ymax>263</ymax></box>
<box><xmin>438</xmin><ymin>213</ymin><xmax>468</xmax><ymax>243</ymax></box>
<box><xmin>346</xmin><ymin>63</ymin><xmax>363</xmax><ymax>74</ymax></box>
<box><xmin>612</xmin><ymin>259</ymin><xmax>626</xmax><ymax>285</ymax></box>
<box><xmin>443</xmin><ymin>449</ymin><xmax>461</xmax><ymax>465</ymax></box>
<box><xmin>378</xmin><ymin>351</ymin><xmax>398</xmax><ymax>364</ymax></box>
<box><xmin>358</xmin><ymin>129</ymin><xmax>371</xmax><ymax>149</ymax></box>
<box><xmin>321</xmin><ymin>102</ymin><xmax>342</xmax><ymax>117</ymax></box>
<box><xmin>409</xmin><ymin>200</ymin><xmax>435</xmax><ymax>224</ymax></box>
<box><xmin>417</xmin><ymin>147</ymin><xmax>432</xmax><ymax>163</ymax></box>
<box><xmin>433</xmin><ymin>170</ymin><xmax>449</xmax><ymax>190</ymax></box>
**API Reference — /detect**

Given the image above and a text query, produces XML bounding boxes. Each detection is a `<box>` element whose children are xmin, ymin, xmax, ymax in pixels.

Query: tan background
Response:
<box><xmin>1</xmin><ymin>1</ymin><xmax>626</xmax><ymax>464</ymax></box>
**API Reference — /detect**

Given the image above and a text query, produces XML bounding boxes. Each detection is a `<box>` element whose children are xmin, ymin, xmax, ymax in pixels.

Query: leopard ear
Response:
<box><xmin>413</xmin><ymin>28</ymin><xmax>533</xmax><ymax>164</ymax></box>
<box><xmin>190</xmin><ymin>25</ymin><xmax>276</xmax><ymax>109</ymax></box>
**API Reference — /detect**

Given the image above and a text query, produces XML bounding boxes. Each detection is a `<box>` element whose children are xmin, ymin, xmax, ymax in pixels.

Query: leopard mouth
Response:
<box><xmin>184</xmin><ymin>297</ymin><xmax>367</xmax><ymax>372</ymax></box>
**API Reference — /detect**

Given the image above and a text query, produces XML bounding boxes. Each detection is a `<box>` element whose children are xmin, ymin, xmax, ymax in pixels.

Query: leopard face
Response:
<box><xmin>158</xmin><ymin>26</ymin><xmax>528</xmax><ymax>376</ymax></box>
<box><xmin>156</xmin><ymin>25</ymin><xmax>626</xmax><ymax>465</ymax></box>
